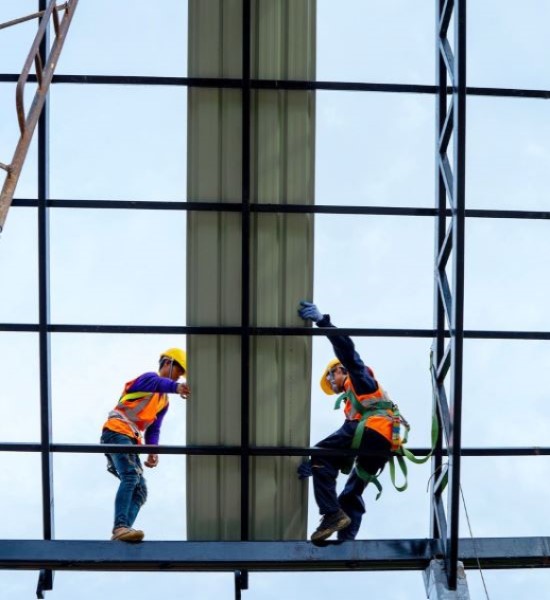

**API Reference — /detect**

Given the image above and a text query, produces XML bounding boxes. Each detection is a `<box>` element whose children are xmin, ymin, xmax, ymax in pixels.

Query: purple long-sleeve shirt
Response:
<box><xmin>124</xmin><ymin>372</ymin><xmax>179</xmax><ymax>445</ymax></box>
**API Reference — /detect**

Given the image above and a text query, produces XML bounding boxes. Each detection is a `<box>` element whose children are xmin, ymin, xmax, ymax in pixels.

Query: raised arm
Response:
<box><xmin>298</xmin><ymin>301</ymin><xmax>378</xmax><ymax>395</ymax></box>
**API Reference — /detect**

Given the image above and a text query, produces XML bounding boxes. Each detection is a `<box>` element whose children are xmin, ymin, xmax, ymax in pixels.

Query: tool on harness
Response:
<box><xmin>334</xmin><ymin>386</ymin><xmax>439</xmax><ymax>500</ymax></box>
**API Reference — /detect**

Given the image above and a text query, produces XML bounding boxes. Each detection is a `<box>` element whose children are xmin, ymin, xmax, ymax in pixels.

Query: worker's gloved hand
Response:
<box><xmin>297</xmin><ymin>460</ymin><xmax>313</xmax><ymax>480</ymax></box>
<box><xmin>177</xmin><ymin>382</ymin><xmax>190</xmax><ymax>399</ymax></box>
<box><xmin>298</xmin><ymin>301</ymin><xmax>323</xmax><ymax>323</ymax></box>
<box><xmin>144</xmin><ymin>454</ymin><xmax>159</xmax><ymax>468</ymax></box>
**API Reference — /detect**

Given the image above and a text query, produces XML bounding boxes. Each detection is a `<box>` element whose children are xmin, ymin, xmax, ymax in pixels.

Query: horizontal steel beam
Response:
<box><xmin>0</xmin><ymin>73</ymin><xmax>548</xmax><ymax>99</ymax></box>
<box><xmin>2</xmin><ymin>442</ymin><xmax>550</xmax><ymax>457</ymax></box>
<box><xmin>0</xmin><ymin>324</ymin><xmax>436</xmax><ymax>337</ymax></box>
<box><xmin>1</xmin><ymin>538</ymin><xmax>550</xmax><ymax>572</ymax></box>
<box><xmin>12</xmin><ymin>198</ymin><xmax>439</xmax><ymax>216</ymax></box>
<box><xmin>0</xmin><ymin>540</ymin><xmax>438</xmax><ymax>572</ymax></box>
<box><xmin>11</xmin><ymin>199</ymin><xmax>550</xmax><ymax>221</ymax></box>
<box><xmin>5</xmin><ymin>323</ymin><xmax>550</xmax><ymax>340</ymax></box>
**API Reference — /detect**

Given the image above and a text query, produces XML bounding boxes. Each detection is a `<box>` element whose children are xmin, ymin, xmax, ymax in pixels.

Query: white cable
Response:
<box><xmin>460</xmin><ymin>485</ymin><xmax>490</xmax><ymax>600</ymax></box>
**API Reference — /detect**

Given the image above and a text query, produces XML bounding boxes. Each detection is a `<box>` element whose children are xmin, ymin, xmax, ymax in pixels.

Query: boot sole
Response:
<box><xmin>310</xmin><ymin>515</ymin><xmax>351</xmax><ymax>543</ymax></box>
<box><xmin>111</xmin><ymin>529</ymin><xmax>145</xmax><ymax>543</ymax></box>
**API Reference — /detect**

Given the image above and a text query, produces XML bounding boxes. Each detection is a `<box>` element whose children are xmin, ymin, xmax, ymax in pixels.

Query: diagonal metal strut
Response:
<box><xmin>0</xmin><ymin>0</ymin><xmax>79</xmax><ymax>233</ymax></box>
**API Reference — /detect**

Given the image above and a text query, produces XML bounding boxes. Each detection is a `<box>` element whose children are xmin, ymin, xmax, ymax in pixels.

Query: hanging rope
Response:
<box><xmin>460</xmin><ymin>484</ymin><xmax>491</xmax><ymax>600</ymax></box>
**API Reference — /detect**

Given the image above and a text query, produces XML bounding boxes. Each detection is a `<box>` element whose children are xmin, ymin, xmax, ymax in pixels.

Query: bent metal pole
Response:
<box><xmin>0</xmin><ymin>0</ymin><xmax>78</xmax><ymax>233</ymax></box>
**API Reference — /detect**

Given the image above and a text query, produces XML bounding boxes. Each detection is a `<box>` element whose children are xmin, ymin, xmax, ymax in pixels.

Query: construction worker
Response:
<box><xmin>100</xmin><ymin>348</ymin><xmax>190</xmax><ymax>542</ymax></box>
<box><xmin>298</xmin><ymin>301</ymin><xmax>394</xmax><ymax>543</ymax></box>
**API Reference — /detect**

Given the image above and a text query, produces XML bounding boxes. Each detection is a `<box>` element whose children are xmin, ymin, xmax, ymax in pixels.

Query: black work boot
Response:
<box><xmin>310</xmin><ymin>509</ymin><xmax>351</xmax><ymax>543</ymax></box>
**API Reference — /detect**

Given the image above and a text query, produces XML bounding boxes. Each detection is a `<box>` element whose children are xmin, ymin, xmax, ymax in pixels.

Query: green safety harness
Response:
<box><xmin>334</xmin><ymin>385</ymin><xmax>439</xmax><ymax>500</ymax></box>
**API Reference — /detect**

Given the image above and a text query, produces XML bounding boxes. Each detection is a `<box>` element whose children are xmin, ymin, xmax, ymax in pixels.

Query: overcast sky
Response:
<box><xmin>2</xmin><ymin>1</ymin><xmax>550</xmax><ymax>599</ymax></box>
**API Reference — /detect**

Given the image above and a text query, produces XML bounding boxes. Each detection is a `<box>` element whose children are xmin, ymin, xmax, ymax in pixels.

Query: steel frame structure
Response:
<box><xmin>2</xmin><ymin>0</ymin><xmax>550</xmax><ymax>597</ymax></box>
<box><xmin>430</xmin><ymin>0</ymin><xmax>467</xmax><ymax>589</ymax></box>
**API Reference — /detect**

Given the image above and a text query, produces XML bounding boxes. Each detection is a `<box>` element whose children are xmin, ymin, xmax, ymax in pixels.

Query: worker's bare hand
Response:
<box><xmin>177</xmin><ymin>382</ymin><xmax>190</xmax><ymax>399</ymax></box>
<box><xmin>144</xmin><ymin>454</ymin><xmax>159</xmax><ymax>468</ymax></box>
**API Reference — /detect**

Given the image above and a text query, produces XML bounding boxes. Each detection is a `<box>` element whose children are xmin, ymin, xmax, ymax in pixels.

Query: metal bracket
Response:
<box><xmin>36</xmin><ymin>569</ymin><xmax>53</xmax><ymax>599</ymax></box>
<box><xmin>234</xmin><ymin>570</ymin><xmax>249</xmax><ymax>600</ymax></box>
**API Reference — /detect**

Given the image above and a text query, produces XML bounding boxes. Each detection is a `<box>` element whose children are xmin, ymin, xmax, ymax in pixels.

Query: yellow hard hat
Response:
<box><xmin>320</xmin><ymin>358</ymin><xmax>342</xmax><ymax>396</ymax></box>
<box><xmin>160</xmin><ymin>348</ymin><xmax>187</xmax><ymax>373</ymax></box>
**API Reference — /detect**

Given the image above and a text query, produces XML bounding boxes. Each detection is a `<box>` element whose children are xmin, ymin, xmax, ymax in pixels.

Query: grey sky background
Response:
<box><xmin>1</xmin><ymin>1</ymin><xmax>550</xmax><ymax>598</ymax></box>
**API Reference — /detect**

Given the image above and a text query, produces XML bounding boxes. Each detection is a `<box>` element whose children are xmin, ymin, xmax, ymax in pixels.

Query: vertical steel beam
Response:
<box><xmin>431</xmin><ymin>0</ymin><xmax>448</xmax><ymax>545</ymax></box>
<box><xmin>432</xmin><ymin>0</ymin><xmax>467</xmax><ymax>591</ymax></box>
<box><xmin>36</xmin><ymin>0</ymin><xmax>54</xmax><ymax>595</ymax></box>
<box><xmin>240</xmin><ymin>0</ymin><xmax>252</xmax><ymax>543</ymax></box>
<box><xmin>239</xmin><ymin>6</ymin><xmax>251</xmax><ymax>594</ymax></box>
<box><xmin>446</xmin><ymin>0</ymin><xmax>466</xmax><ymax>588</ymax></box>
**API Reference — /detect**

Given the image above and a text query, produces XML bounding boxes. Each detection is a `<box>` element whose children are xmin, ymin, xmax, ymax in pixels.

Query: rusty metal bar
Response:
<box><xmin>0</xmin><ymin>0</ymin><xmax>78</xmax><ymax>233</ymax></box>
<box><xmin>0</xmin><ymin>3</ymin><xmax>68</xmax><ymax>31</ymax></box>
<box><xmin>52</xmin><ymin>4</ymin><xmax>61</xmax><ymax>37</ymax></box>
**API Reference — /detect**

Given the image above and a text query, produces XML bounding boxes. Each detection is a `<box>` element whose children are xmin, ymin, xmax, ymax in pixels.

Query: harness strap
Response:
<box><xmin>355</xmin><ymin>463</ymin><xmax>383</xmax><ymax>500</ymax></box>
<box><xmin>337</xmin><ymin>389</ymin><xmax>394</xmax><ymax>417</ymax></box>
<box><xmin>388</xmin><ymin>408</ymin><xmax>440</xmax><ymax>492</ymax></box>
<box><xmin>388</xmin><ymin>453</ymin><xmax>408</xmax><ymax>492</ymax></box>
<box><xmin>334</xmin><ymin>391</ymin><xmax>350</xmax><ymax>411</ymax></box>
<box><xmin>334</xmin><ymin>390</ymin><xmax>395</xmax><ymax>500</ymax></box>
<box><xmin>350</xmin><ymin>409</ymin><xmax>392</xmax><ymax>449</ymax></box>
<box><xmin>395</xmin><ymin>406</ymin><xmax>438</xmax><ymax>464</ymax></box>
<box><xmin>334</xmin><ymin>386</ymin><xmax>439</xmax><ymax>498</ymax></box>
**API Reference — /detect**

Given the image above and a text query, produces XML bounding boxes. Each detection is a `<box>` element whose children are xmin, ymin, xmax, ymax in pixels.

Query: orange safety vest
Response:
<box><xmin>341</xmin><ymin>377</ymin><xmax>394</xmax><ymax>444</ymax></box>
<box><xmin>103</xmin><ymin>378</ymin><xmax>169</xmax><ymax>444</ymax></box>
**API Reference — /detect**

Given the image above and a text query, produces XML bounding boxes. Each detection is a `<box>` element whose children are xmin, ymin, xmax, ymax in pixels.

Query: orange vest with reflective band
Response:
<box><xmin>342</xmin><ymin>378</ymin><xmax>393</xmax><ymax>443</ymax></box>
<box><xmin>103</xmin><ymin>378</ymin><xmax>169</xmax><ymax>444</ymax></box>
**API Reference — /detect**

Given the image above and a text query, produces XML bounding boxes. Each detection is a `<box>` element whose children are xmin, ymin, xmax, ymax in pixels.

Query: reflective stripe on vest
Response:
<box><xmin>106</xmin><ymin>390</ymin><xmax>168</xmax><ymax>441</ymax></box>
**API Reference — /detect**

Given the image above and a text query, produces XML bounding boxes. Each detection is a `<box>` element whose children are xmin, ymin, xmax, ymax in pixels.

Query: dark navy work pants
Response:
<box><xmin>312</xmin><ymin>420</ymin><xmax>391</xmax><ymax>540</ymax></box>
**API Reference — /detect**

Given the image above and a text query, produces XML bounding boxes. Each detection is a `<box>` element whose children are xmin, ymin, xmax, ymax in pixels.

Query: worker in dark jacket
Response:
<box><xmin>298</xmin><ymin>301</ymin><xmax>394</xmax><ymax>543</ymax></box>
<box><xmin>101</xmin><ymin>348</ymin><xmax>190</xmax><ymax>542</ymax></box>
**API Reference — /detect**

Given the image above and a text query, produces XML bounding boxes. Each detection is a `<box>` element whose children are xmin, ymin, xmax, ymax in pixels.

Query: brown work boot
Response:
<box><xmin>310</xmin><ymin>509</ymin><xmax>351</xmax><ymax>543</ymax></box>
<box><xmin>111</xmin><ymin>527</ymin><xmax>145</xmax><ymax>542</ymax></box>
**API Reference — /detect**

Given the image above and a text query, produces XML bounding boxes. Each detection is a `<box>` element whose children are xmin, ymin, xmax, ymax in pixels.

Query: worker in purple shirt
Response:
<box><xmin>101</xmin><ymin>348</ymin><xmax>190</xmax><ymax>542</ymax></box>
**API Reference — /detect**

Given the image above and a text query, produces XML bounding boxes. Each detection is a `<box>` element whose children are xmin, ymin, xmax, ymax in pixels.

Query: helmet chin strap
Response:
<box><xmin>167</xmin><ymin>358</ymin><xmax>174</xmax><ymax>380</ymax></box>
<box><xmin>160</xmin><ymin>357</ymin><xmax>176</xmax><ymax>379</ymax></box>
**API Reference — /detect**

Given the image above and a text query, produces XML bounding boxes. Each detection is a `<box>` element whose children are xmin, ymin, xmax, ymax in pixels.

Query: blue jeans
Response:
<box><xmin>312</xmin><ymin>421</ymin><xmax>391</xmax><ymax>540</ymax></box>
<box><xmin>100</xmin><ymin>429</ymin><xmax>148</xmax><ymax>530</ymax></box>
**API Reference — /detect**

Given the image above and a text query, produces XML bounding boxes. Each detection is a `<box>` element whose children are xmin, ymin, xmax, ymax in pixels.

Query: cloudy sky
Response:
<box><xmin>2</xmin><ymin>1</ymin><xmax>550</xmax><ymax>598</ymax></box>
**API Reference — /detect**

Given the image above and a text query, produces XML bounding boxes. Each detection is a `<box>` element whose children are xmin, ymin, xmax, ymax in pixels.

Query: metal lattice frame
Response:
<box><xmin>430</xmin><ymin>0</ymin><xmax>466</xmax><ymax>589</ymax></box>
<box><xmin>2</xmin><ymin>0</ymin><xmax>550</xmax><ymax>597</ymax></box>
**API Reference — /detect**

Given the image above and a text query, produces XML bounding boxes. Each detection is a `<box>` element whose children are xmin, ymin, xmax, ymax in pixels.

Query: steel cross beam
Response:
<box><xmin>2</xmin><ymin>538</ymin><xmax>550</xmax><ymax>572</ymax></box>
<box><xmin>431</xmin><ymin>0</ymin><xmax>467</xmax><ymax>590</ymax></box>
